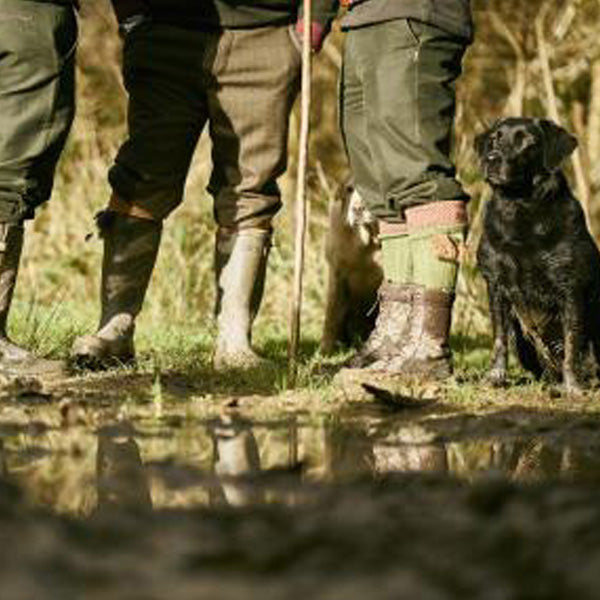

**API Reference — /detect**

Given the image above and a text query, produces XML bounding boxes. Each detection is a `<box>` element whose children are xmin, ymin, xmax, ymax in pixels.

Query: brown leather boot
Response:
<box><xmin>213</xmin><ymin>228</ymin><xmax>273</xmax><ymax>370</ymax></box>
<box><xmin>0</xmin><ymin>222</ymin><xmax>66</xmax><ymax>378</ymax></box>
<box><xmin>71</xmin><ymin>212</ymin><xmax>161</xmax><ymax>369</ymax></box>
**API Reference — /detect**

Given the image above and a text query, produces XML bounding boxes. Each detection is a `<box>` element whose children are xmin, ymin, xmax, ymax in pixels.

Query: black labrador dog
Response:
<box><xmin>476</xmin><ymin>117</ymin><xmax>600</xmax><ymax>393</ymax></box>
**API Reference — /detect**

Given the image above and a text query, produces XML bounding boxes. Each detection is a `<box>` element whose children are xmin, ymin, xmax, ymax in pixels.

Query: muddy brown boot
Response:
<box><xmin>213</xmin><ymin>228</ymin><xmax>273</xmax><ymax>370</ymax></box>
<box><xmin>344</xmin><ymin>222</ymin><xmax>411</xmax><ymax>368</ymax></box>
<box><xmin>71</xmin><ymin>212</ymin><xmax>161</xmax><ymax>369</ymax></box>
<box><xmin>0</xmin><ymin>223</ymin><xmax>66</xmax><ymax>378</ymax></box>
<box><xmin>345</xmin><ymin>283</ymin><xmax>414</xmax><ymax>368</ymax></box>
<box><xmin>368</xmin><ymin>287</ymin><xmax>455</xmax><ymax>379</ymax></box>
<box><xmin>337</xmin><ymin>201</ymin><xmax>466</xmax><ymax>394</ymax></box>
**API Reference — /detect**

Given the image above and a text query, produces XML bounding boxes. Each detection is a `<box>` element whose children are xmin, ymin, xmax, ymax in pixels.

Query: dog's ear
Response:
<box><xmin>537</xmin><ymin>119</ymin><xmax>578</xmax><ymax>170</ymax></box>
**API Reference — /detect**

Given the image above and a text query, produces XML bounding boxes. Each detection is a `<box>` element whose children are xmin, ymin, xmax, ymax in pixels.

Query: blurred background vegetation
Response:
<box><xmin>14</xmin><ymin>0</ymin><xmax>600</xmax><ymax>359</ymax></box>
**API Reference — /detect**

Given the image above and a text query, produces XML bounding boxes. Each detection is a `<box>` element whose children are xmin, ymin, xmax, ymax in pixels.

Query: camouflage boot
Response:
<box><xmin>345</xmin><ymin>282</ymin><xmax>413</xmax><ymax>368</ymax></box>
<box><xmin>213</xmin><ymin>228</ymin><xmax>273</xmax><ymax>370</ymax></box>
<box><xmin>0</xmin><ymin>222</ymin><xmax>66</xmax><ymax>378</ymax></box>
<box><xmin>371</xmin><ymin>201</ymin><xmax>467</xmax><ymax>379</ymax></box>
<box><xmin>345</xmin><ymin>222</ymin><xmax>411</xmax><ymax>368</ymax></box>
<box><xmin>367</xmin><ymin>287</ymin><xmax>455</xmax><ymax>379</ymax></box>
<box><xmin>71</xmin><ymin>212</ymin><xmax>161</xmax><ymax>369</ymax></box>
<box><xmin>337</xmin><ymin>201</ymin><xmax>467</xmax><ymax>392</ymax></box>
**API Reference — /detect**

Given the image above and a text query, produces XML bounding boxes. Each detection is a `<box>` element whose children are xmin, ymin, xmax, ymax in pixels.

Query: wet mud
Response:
<box><xmin>2</xmin><ymin>370</ymin><xmax>600</xmax><ymax>599</ymax></box>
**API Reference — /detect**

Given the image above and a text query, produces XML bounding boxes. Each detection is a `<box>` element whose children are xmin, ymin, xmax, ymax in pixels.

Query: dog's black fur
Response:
<box><xmin>476</xmin><ymin>117</ymin><xmax>600</xmax><ymax>392</ymax></box>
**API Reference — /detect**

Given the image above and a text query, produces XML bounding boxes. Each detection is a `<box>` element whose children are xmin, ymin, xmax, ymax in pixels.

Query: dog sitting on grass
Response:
<box><xmin>321</xmin><ymin>183</ymin><xmax>383</xmax><ymax>355</ymax></box>
<box><xmin>476</xmin><ymin>117</ymin><xmax>600</xmax><ymax>393</ymax></box>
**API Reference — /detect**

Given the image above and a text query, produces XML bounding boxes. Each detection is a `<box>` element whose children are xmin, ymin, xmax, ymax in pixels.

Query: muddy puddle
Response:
<box><xmin>2</xmin><ymin>381</ymin><xmax>600</xmax><ymax>599</ymax></box>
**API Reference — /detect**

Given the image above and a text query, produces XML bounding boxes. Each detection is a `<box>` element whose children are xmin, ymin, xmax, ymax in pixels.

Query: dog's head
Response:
<box><xmin>332</xmin><ymin>181</ymin><xmax>378</xmax><ymax>247</ymax></box>
<box><xmin>475</xmin><ymin>118</ymin><xmax>577</xmax><ymax>190</ymax></box>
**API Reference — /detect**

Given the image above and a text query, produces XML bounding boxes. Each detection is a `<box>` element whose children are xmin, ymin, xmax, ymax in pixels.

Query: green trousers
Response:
<box><xmin>340</xmin><ymin>18</ymin><xmax>469</xmax><ymax>221</ymax></box>
<box><xmin>0</xmin><ymin>0</ymin><xmax>77</xmax><ymax>223</ymax></box>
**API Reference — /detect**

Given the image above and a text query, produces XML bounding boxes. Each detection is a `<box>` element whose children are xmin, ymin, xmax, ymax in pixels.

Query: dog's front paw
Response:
<box><xmin>486</xmin><ymin>367</ymin><xmax>507</xmax><ymax>387</ymax></box>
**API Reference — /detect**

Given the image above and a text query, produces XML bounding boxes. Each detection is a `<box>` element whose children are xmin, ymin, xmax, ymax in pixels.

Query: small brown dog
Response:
<box><xmin>321</xmin><ymin>183</ymin><xmax>383</xmax><ymax>354</ymax></box>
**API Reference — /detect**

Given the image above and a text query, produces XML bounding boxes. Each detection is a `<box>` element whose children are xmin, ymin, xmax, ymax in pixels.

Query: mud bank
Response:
<box><xmin>2</xmin><ymin>474</ymin><xmax>600</xmax><ymax>599</ymax></box>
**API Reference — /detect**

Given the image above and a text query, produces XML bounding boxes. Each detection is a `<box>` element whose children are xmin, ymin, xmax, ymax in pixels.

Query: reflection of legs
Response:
<box><xmin>96</xmin><ymin>431</ymin><xmax>152</xmax><ymax>512</ymax></box>
<box><xmin>72</xmin><ymin>25</ymin><xmax>206</xmax><ymax>367</ymax></box>
<box><xmin>373</xmin><ymin>443</ymin><xmax>448</xmax><ymax>474</ymax></box>
<box><xmin>210</xmin><ymin>416</ymin><xmax>263</xmax><ymax>506</ymax></box>
<box><xmin>207</xmin><ymin>27</ymin><xmax>300</xmax><ymax>369</ymax></box>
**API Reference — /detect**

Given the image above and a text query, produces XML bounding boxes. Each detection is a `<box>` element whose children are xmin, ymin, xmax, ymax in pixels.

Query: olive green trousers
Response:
<box><xmin>0</xmin><ymin>0</ymin><xmax>77</xmax><ymax>222</ymax></box>
<box><xmin>340</xmin><ymin>18</ymin><xmax>470</xmax><ymax>221</ymax></box>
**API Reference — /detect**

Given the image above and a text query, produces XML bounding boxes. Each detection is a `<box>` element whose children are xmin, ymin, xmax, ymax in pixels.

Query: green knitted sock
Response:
<box><xmin>380</xmin><ymin>232</ymin><xmax>411</xmax><ymax>284</ymax></box>
<box><xmin>409</xmin><ymin>225</ymin><xmax>465</xmax><ymax>291</ymax></box>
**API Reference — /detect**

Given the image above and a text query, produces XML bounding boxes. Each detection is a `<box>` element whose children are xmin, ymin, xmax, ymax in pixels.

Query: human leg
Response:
<box><xmin>340</xmin><ymin>20</ymin><xmax>469</xmax><ymax>382</ymax></box>
<box><xmin>0</xmin><ymin>1</ymin><xmax>76</xmax><ymax>374</ymax></box>
<box><xmin>206</xmin><ymin>26</ymin><xmax>300</xmax><ymax>369</ymax></box>
<box><xmin>71</xmin><ymin>24</ymin><xmax>208</xmax><ymax>367</ymax></box>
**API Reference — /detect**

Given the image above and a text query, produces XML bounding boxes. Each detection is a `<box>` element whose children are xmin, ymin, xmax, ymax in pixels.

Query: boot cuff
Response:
<box><xmin>379</xmin><ymin>282</ymin><xmax>418</xmax><ymax>302</ymax></box>
<box><xmin>405</xmin><ymin>201</ymin><xmax>468</xmax><ymax>230</ymax></box>
<box><xmin>413</xmin><ymin>286</ymin><xmax>455</xmax><ymax>308</ymax></box>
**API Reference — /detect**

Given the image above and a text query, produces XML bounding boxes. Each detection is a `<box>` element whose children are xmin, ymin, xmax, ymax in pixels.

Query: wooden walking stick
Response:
<box><xmin>288</xmin><ymin>0</ymin><xmax>313</xmax><ymax>384</ymax></box>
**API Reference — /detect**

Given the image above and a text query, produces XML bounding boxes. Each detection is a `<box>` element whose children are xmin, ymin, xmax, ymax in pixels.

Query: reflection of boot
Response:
<box><xmin>213</xmin><ymin>228</ymin><xmax>272</xmax><ymax>370</ymax></box>
<box><xmin>211</xmin><ymin>415</ymin><xmax>263</xmax><ymax>506</ymax></box>
<box><xmin>0</xmin><ymin>223</ymin><xmax>66</xmax><ymax>377</ymax></box>
<box><xmin>373</xmin><ymin>425</ymin><xmax>448</xmax><ymax>473</ymax></box>
<box><xmin>71</xmin><ymin>212</ymin><xmax>161</xmax><ymax>368</ymax></box>
<box><xmin>96</xmin><ymin>431</ymin><xmax>152</xmax><ymax>512</ymax></box>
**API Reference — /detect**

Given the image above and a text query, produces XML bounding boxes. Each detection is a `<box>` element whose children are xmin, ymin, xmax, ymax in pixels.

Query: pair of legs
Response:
<box><xmin>72</xmin><ymin>23</ymin><xmax>301</xmax><ymax>369</ymax></box>
<box><xmin>0</xmin><ymin>0</ymin><xmax>77</xmax><ymax>375</ymax></box>
<box><xmin>340</xmin><ymin>18</ymin><xmax>470</xmax><ymax>380</ymax></box>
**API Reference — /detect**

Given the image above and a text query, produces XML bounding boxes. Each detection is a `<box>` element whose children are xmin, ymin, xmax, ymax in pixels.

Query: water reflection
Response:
<box><xmin>96</xmin><ymin>426</ymin><xmax>152</xmax><ymax>513</ymax></box>
<box><xmin>209</xmin><ymin>415</ymin><xmax>264</xmax><ymax>506</ymax></box>
<box><xmin>3</xmin><ymin>410</ymin><xmax>600</xmax><ymax>515</ymax></box>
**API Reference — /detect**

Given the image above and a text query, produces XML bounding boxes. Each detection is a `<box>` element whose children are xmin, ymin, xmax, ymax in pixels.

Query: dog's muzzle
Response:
<box><xmin>483</xmin><ymin>151</ymin><xmax>510</xmax><ymax>185</ymax></box>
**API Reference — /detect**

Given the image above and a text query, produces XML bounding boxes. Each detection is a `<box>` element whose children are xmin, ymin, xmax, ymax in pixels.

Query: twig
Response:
<box><xmin>488</xmin><ymin>11</ymin><xmax>526</xmax><ymax>116</ymax></box>
<box><xmin>288</xmin><ymin>0</ymin><xmax>313</xmax><ymax>384</ymax></box>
